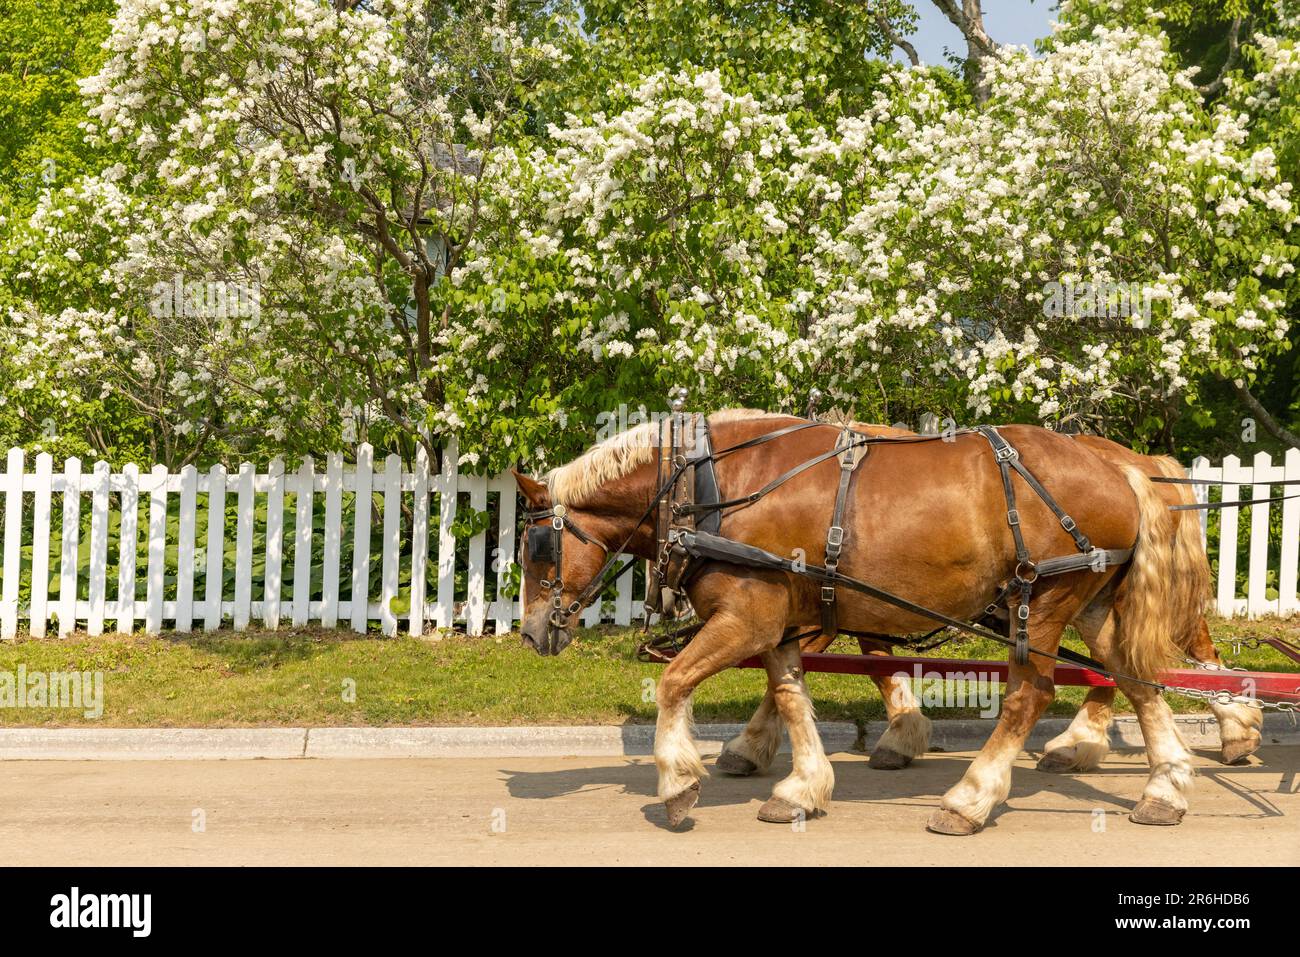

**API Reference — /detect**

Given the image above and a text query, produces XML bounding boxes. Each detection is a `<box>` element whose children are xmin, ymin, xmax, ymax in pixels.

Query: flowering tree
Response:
<box><xmin>445</xmin><ymin>24</ymin><xmax>1298</xmax><ymax>464</ymax></box>
<box><xmin>2</xmin><ymin>0</ymin><xmax>1298</xmax><ymax>468</ymax></box>
<box><xmin>5</xmin><ymin>0</ymin><xmax>563</xmax><ymax>466</ymax></box>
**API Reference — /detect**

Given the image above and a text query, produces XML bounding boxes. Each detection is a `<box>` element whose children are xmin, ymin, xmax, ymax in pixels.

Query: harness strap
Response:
<box><xmin>708</xmin><ymin>420</ymin><xmax>826</xmax><ymax>461</ymax></box>
<box><xmin>977</xmin><ymin>427</ymin><xmax>1033</xmax><ymax>665</ymax></box>
<box><xmin>677</xmin><ymin>436</ymin><xmax>871</xmax><ymax>518</ymax></box>
<box><xmin>975</xmin><ymin>426</ymin><xmax>1098</xmax><ymax>666</ymax></box>
<box><xmin>673</xmin><ymin>529</ymin><xmax>1165</xmax><ymax>692</ymax></box>
<box><xmin>822</xmin><ymin>427</ymin><xmax>864</xmax><ymax>640</ymax></box>
<box><xmin>1035</xmin><ymin>547</ymin><xmax>1133</xmax><ymax>577</ymax></box>
<box><xmin>977</xmin><ymin>427</ymin><xmax>1092</xmax><ymax>554</ymax></box>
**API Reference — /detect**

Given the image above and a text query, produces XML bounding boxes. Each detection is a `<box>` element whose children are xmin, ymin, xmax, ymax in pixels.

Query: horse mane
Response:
<box><xmin>546</xmin><ymin>408</ymin><xmax>773</xmax><ymax>507</ymax></box>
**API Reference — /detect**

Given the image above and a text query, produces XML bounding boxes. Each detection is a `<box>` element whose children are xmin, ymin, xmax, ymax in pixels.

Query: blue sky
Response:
<box><xmin>898</xmin><ymin>1</ymin><xmax>1060</xmax><ymax>66</ymax></box>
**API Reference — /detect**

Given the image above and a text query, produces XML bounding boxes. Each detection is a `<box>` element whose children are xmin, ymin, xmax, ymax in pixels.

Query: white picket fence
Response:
<box><xmin>1190</xmin><ymin>449</ymin><xmax>1300</xmax><ymax>618</ymax></box>
<box><xmin>0</xmin><ymin>443</ymin><xmax>1295</xmax><ymax>639</ymax></box>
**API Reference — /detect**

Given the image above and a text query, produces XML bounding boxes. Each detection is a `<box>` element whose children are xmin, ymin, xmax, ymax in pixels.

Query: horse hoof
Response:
<box><xmin>1036</xmin><ymin>749</ymin><xmax>1077</xmax><ymax>773</ymax></box>
<box><xmin>757</xmin><ymin>797</ymin><xmax>810</xmax><ymax>824</ymax></box>
<box><xmin>1220</xmin><ymin>738</ymin><xmax>1260</xmax><ymax>766</ymax></box>
<box><xmin>926</xmin><ymin>808</ymin><xmax>983</xmax><ymax>836</ymax></box>
<box><xmin>715</xmin><ymin>749</ymin><xmax>759</xmax><ymax>776</ymax></box>
<box><xmin>1129</xmin><ymin>798</ymin><xmax>1185</xmax><ymax>826</ymax></box>
<box><xmin>664</xmin><ymin>782</ymin><xmax>700</xmax><ymax>828</ymax></box>
<box><xmin>868</xmin><ymin>746</ymin><xmax>913</xmax><ymax>770</ymax></box>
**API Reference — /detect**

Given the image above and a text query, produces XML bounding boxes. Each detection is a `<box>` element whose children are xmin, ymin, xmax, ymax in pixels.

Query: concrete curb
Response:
<box><xmin>0</xmin><ymin>715</ymin><xmax>1295</xmax><ymax>760</ymax></box>
<box><xmin>0</xmin><ymin>728</ymin><xmax>309</xmax><ymax>761</ymax></box>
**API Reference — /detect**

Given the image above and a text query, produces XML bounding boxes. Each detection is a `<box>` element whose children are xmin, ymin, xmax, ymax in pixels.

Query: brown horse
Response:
<box><xmin>717</xmin><ymin>430</ymin><xmax>1262</xmax><ymax>778</ymax></box>
<box><xmin>513</xmin><ymin>410</ymin><xmax>1202</xmax><ymax>833</ymax></box>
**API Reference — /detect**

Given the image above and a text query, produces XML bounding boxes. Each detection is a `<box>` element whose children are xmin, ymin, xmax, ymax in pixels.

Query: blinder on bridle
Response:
<box><xmin>525</xmin><ymin>519</ymin><xmax>559</xmax><ymax>565</ymax></box>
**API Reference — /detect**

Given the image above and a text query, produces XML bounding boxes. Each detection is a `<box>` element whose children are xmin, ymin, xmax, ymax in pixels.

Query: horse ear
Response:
<box><xmin>511</xmin><ymin>468</ymin><xmax>550</xmax><ymax>508</ymax></box>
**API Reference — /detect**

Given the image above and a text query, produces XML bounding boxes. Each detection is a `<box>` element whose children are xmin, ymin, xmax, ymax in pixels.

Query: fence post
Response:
<box><xmin>1247</xmin><ymin>450</ymin><xmax>1278</xmax><ymax>618</ymax></box>
<box><xmin>175</xmin><ymin>464</ymin><xmax>198</xmax><ymax>633</ymax></box>
<box><xmin>117</xmin><ymin>462</ymin><xmax>139</xmax><ymax>633</ymax></box>
<box><xmin>232</xmin><ymin>461</ymin><xmax>255</xmax><ymax>630</ymax></box>
<box><xmin>145</xmin><ymin>463</ymin><xmax>168</xmax><ymax>634</ymax></box>
<box><xmin>350</xmin><ymin>444</ymin><xmax>374</xmax><ymax>634</ymax></box>
<box><xmin>467</xmin><ymin>473</ymin><xmax>487</xmax><ymax>636</ymax></box>
<box><xmin>264</xmin><ymin>459</ymin><xmax>286</xmax><ymax>629</ymax></box>
<box><xmin>320</xmin><ymin>453</ymin><xmax>343</xmax><ymax>628</ymax></box>
<box><xmin>436</xmin><ymin>437</ymin><xmax>458</xmax><ymax>630</ymax></box>
<box><xmin>2</xmin><ymin>448</ymin><xmax>24</xmax><ymax>638</ymax></box>
<box><xmin>87</xmin><ymin>461</ymin><xmax>110</xmax><ymax>636</ymax></box>
<box><xmin>493</xmin><ymin>473</ymin><xmax>517</xmax><ymax>635</ymax></box>
<box><xmin>292</xmin><ymin>457</ymin><xmax>314</xmax><ymax>627</ymax></box>
<box><xmin>1215</xmin><ymin>455</ymin><xmax>1241</xmax><ymax>617</ymax></box>
<box><xmin>1281</xmin><ymin>447</ymin><xmax>1300</xmax><ymax>617</ymax></box>
<box><xmin>380</xmin><ymin>453</ymin><xmax>401</xmax><ymax>636</ymax></box>
<box><xmin>59</xmin><ymin>457</ymin><xmax>82</xmax><ymax>637</ymax></box>
<box><xmin>615</xmin><ymin>556</ymin><xmax>633</xmax><ymax>626</ymax></box>
<box><xmin>204</xmin><ymin>463</ymin><xmax>227</xmax><ymax>631</ymax></box>
<box><xmin>409</xmin><ymin>444</ymin><xmax>430</xmax><ymax>637</ymax></box>
<box><xmin>30</xmin><ymin>452</ymin><xmax>53</xmax><ymax>638</ymax></box>
<box><xmin>1189</xmin><ymin>456</ymin><xmax>1212</xmax><ymax>552</ymax></box>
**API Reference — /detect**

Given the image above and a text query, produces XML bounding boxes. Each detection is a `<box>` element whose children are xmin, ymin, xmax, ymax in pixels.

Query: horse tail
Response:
<box><xmin>1150</xmin><ymin>455</ymin><xmax>1212</xmax><ymax>655</ymax></box>
<box><xmin>1112</xmin><ymin>463</ymin><xmax>1181</xmax><ymax>683</ymax></box>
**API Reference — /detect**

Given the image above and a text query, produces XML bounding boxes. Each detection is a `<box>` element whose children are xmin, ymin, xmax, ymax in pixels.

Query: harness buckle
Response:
<box><xmin>821</xmin><ymin>584</ymin><xmax>836</xmax><ymax>604</ymax></box>
<box><xmin>1017</xmin><ymin>603</ymin><xmax>1030</xmax><ymax>622</ymax></box>
<box><xmin>1060</xmin><ymin>515</ymin><xmax>1077</xmax><ymax>534</ymax></box>
<box><xmin>1006</xmin><ymin>508</ymin><xmax>1020</xmax><ymax>527</ymax></box>
<box><xmin>994</xmin><ymin>445</ymin><xmax>1018</xmax><ymax>463</ymax></box>
<box><xmin>826</xmin><ymin>526</ymin><xmax>844</xmax><ymax>555</ymax></box>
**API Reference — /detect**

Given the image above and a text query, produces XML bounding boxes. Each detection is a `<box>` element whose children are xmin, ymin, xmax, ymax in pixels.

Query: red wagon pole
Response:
<box><xmin>734</xmin><ymin>653</ymin><xmax>1300</xmax><ymax>705</ymax></box>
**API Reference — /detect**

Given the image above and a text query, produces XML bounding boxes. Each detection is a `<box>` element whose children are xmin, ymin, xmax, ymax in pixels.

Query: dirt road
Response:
<box><xmin>2</xmin><ymin>747</ymin><xmax>1296</xmax><ymax>865</ymax></box>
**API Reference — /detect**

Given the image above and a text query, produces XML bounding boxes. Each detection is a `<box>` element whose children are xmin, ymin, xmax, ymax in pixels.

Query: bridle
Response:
<box><xmin>522</xmin><ymin>504</ymin><xmax>613</xmax><ymax>652</ymax></box>
<box><xmin>521</xmin><ymin>455</ymin><xmax>698</xmax><ymax>654</ymax></box>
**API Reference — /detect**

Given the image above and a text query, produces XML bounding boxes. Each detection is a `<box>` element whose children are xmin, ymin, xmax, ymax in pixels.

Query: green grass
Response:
<box><xmin>0</xmin><ymin>616</ymin><xmax>1296</xmax><ymax>727</ymax></box>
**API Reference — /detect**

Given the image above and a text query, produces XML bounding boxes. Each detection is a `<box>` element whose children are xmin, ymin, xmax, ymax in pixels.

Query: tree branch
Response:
<box><xmin>1198</xmin><ymin>16</ymin><xmax>1245</xmax><ymax>98</ymax></box>
<box><xmin>875</xmin><ymin>13</ymin><xmax>920</xmax><ymax>66</ymax></box>
<box><xmin>1229</xmin><ymin>376</ymin><xmax>1300</xmax><ymax>448</ymax></box>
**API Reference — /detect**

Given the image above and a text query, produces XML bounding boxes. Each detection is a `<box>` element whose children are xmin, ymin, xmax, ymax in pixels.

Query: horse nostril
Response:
<box><xmin>520</xmin><ymin>624</ymin><xmax>547</xmax><ymax>655</ymax></box>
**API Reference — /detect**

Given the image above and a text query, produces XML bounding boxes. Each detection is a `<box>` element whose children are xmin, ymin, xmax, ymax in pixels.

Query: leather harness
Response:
<box><xmin>523</xmin><ymin>413</ymin><xmax>1148</xmax><ymax>685</ymax></box>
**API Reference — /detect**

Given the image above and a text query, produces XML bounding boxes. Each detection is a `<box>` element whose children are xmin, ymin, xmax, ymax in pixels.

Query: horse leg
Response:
<box><xmin>655</xmin><ymin>596</ymin><xmax>786</xmax><ymax>827</ymax></box>
<box><xmin>864</xmin><ymin>639</ymin><xmax>931</xmax><ymax>770</ymax></box>
<box><xmin>1119</xmin><ymin>677</ymin><xmax>1198</xmax><ymax>824</ymax></box>
<box><xmin>717</xmin><ymin>682</ymin><xmax>782</xmax><ymax>776</ymax></box>
<box><xmin>1184</xmin><ymin>618</ymin><xmax>1263</xmax><ymax>765</ymax></box>
<box><xmin>718</xmin><ymin>631</ymin><xmax>838</xmax><ymax>777</ymax></box>
<box><xmin>1074</xmin><ymin>601</ymin><xmax>1196</xmax><ymax>824</ymax></box>
<box><xmin>1039</xmin><ymin>603</ymin><xmax>1116</xmax><ymax>773</ymax></box>
<box><xmin>1038</xmin><ymin>686</ymin><xmax>1114</xmax><ymax>773</ymax></box>
<box><xmin>928</xmin><ymin>599</ymin><xmax>1078</xmax><ymax>835</ymax></box>
<box><xmin>756</xmin><ymin>641</ymin><xmax>836</xmax><ymax>823</ymax></box>
<box><xmin>718</xmin><ymin>633</ymin><xmax>930</xmax><ymax>775</ymax></box>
